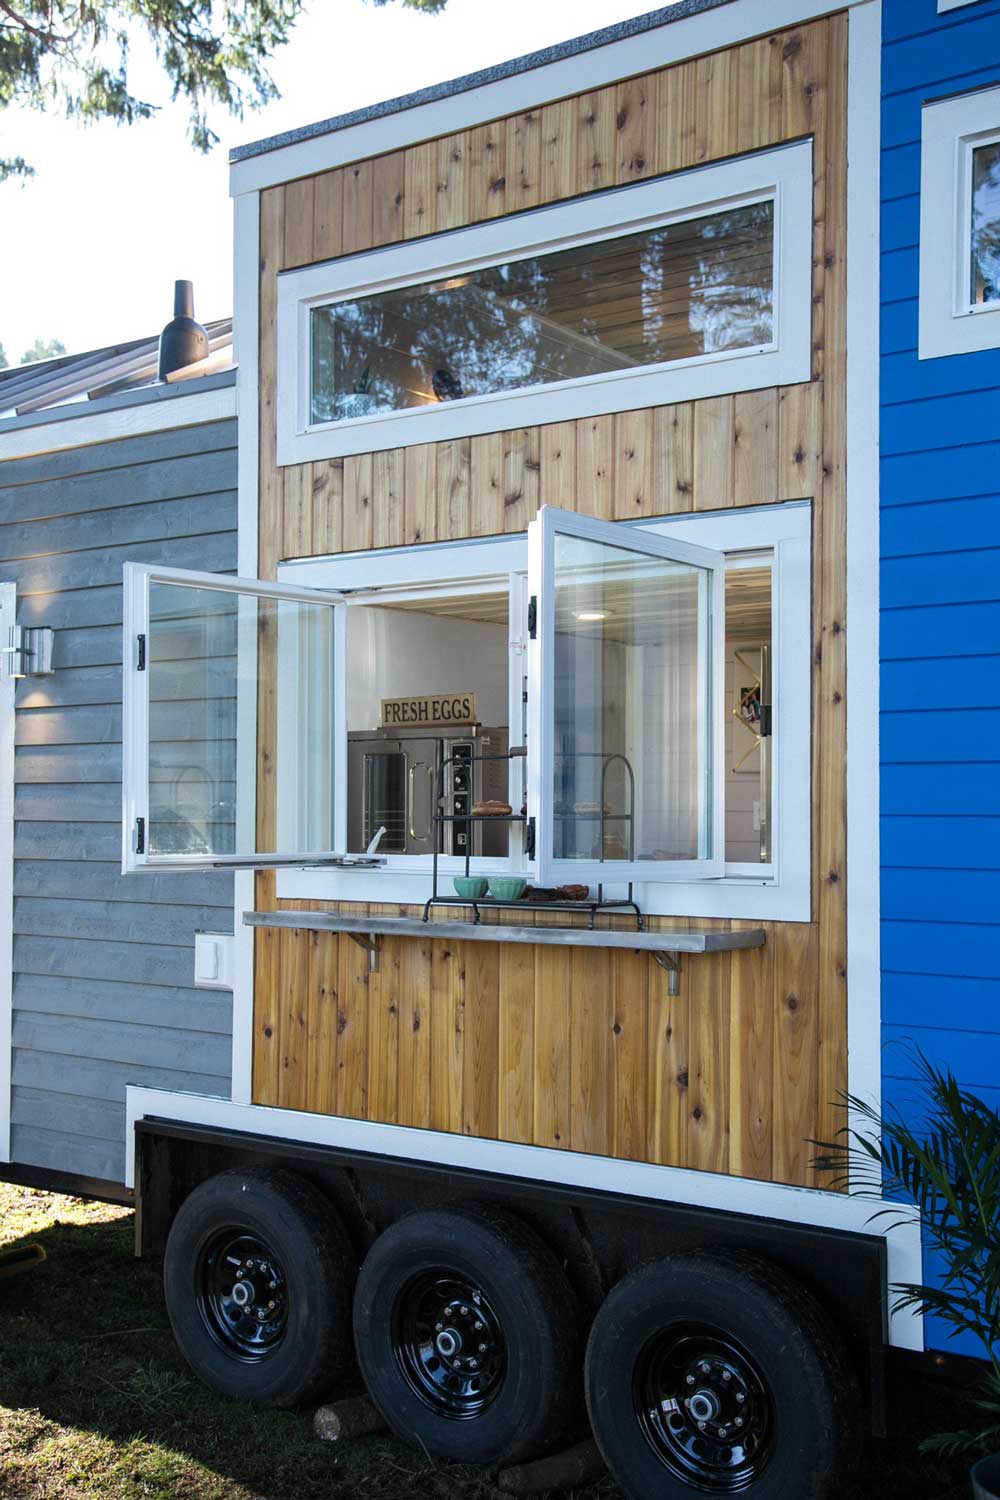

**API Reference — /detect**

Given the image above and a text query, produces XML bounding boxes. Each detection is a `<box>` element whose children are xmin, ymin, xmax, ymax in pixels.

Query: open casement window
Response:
<box><xmin>121</xmin><ymin>562</ymin><xmax>363</xmax><ymax>873</ymax></box>
<box><xmin>526</xmin><ymin>507</ymin><xmax>725</xmax><ymax>887</ymax></box>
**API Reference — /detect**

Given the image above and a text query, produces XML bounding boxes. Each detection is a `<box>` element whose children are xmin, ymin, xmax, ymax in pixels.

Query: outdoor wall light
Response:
<box><xmin>3</xmin><ymin>625</ymin><xmax>55</xmax><ymax>679</ymax></box>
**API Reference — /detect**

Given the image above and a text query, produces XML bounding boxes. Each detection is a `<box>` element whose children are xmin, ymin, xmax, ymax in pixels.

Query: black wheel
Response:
<box><xmin>164</xmin><ymin>1166</ymin><xmax>356</xmax><ymax>1407</ymax></box>
<box><xmin>353</xmin><ymin>1206</ymin><xmax>581</xmax><ymax>1466</ymax></box>
<box><xmin>585</xmin><ymin>1252</ymin><xmax>858</xmax><ymax>1500</ymax></box>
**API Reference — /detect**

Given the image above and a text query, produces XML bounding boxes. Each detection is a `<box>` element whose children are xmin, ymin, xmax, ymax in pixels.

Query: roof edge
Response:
<box><xmin>230</xmin><ymin>0</ymin><xmax>734</xmax><ymax>165</ymax></box>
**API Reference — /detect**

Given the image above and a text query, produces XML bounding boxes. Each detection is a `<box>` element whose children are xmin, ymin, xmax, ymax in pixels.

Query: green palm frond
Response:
<box><xmin>814</xmin><ymin>1050</ymin><xmax>1000</xmax><ymax>1455</ymax></box>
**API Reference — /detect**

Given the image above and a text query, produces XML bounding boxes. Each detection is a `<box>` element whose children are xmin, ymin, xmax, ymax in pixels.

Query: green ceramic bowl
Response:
<box><xmin>488</xmin><ymin>877</ymin><xmax>528</xmax><ymax>902</ymax></box>
<box><xmin>453</xmin><ymin>877</ymin><xmax>489</xmax><ymax>899</ymax></box>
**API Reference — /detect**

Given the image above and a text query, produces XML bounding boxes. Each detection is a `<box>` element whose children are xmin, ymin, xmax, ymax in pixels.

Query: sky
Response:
<box><xmin>0</xmin><ymin>0</ymin><xmax>672</xmax><ymax>364</ymax></box>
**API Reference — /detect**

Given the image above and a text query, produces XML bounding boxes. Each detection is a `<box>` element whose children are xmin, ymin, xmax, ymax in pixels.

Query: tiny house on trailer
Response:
<box><xmin>8</xmin><ymin>0</ymin><xmax>974</xmax><ymax>1496</ymax></box>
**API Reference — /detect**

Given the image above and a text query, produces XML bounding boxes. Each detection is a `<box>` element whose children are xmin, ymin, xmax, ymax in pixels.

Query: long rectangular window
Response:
<box><xmin>309</xmin><ymin>201</ymin><xmax>774</xmax><ymax>426</ymax></box>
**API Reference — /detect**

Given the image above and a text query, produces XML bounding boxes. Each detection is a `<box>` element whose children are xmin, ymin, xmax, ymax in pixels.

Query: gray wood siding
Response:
<box><xmin>0</xmin><ymin>409</ymin><xmax>237</xmax><ymax>1186</ymax></box>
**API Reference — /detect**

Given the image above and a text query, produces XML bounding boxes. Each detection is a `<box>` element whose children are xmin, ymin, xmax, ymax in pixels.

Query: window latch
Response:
<box><xmin>134</xmin><ymin>817</ymin><xmax>146</xmax><ymax>855</ymax></box>
<box><xmin>527</xmin><ymin>596</ymin><xmax>537</xmax><ymax>639</ymax></box>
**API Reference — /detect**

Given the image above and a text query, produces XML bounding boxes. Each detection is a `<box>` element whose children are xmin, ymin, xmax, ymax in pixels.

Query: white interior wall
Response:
<box><xmin>346</xmin><ymin>606</ymin><xmax>510</xmax><ymax>730</ymax></box>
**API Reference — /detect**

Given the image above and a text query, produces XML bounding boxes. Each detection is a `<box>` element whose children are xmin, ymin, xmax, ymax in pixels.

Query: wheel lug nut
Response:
<box><xmin>686</xmin><ymin>1374</ymin><xmax>695</xmax><ymax>1386</ymax></box>
<box><xmin>698</xmin><ymin>1421</ymin><xmax>707</xmax><ymax>1432</ymax></box>
<box><xmin>460</xmin><ymin>1305</ymin><xmax>469</xmax><ymax>1316</ymax></box>
<box><xmin>735</xmin><ymin>1418</ymin><xmax>744</xmax><ymax>1429</ymax></box>
<box><xmin>436</xmin><ymin>1323</ymin><xmax>443</xmax><ymax>1332</ymax></box>
<box><xmin>478</xmin><ymin>1343</ymin><xmax>487</xmax><ymax>1353</ymax></box>
<box><xmin>474</xmin><ymin>1321</ymin><xmax>483</xmax><ymax>1332</ymax></box>
<box><xmin>722</xmin><ymin>1371</ymin><xmax>731</xmax><ymax>1383</ymax></box>
<box><xmin>735</xmin><ymin>1393</ymin><xmax>745</xmax><ymax>1404</ymax></box>
<box><xmin>699</xmin><ymin>1362</ymin><xmax>711</xmax><ymax>1376</ymax></box>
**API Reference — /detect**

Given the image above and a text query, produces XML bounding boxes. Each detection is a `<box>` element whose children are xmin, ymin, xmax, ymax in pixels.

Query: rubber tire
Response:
<box><xmin>163</xmin><ymin>1166</ymin><xmax>356</xmax><ymax>1408</ymax></box>
<box><xmin>585</xmin><ymin>1251</ymin><xmax>859</xmax><ymax>1500</ymax></box>
<box><xmin>353</xmin><ymin>1206</ymin><xmax>581</xmax><ymax>1466</ymax></box>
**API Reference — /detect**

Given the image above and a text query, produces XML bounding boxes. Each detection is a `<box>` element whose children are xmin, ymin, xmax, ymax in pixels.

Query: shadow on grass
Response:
<box><xmin>0</xmin><ymin>1204</ymin><xmax>977</xmax><ymax>1500</ymax></box>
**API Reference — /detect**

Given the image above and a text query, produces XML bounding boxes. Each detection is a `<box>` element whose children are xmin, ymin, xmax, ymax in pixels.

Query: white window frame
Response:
<box><xmin>276</xmin><ymin>141</ymin><xmax>814</xmax><ymax>464</ymax></box>
<box><xmin>919</xmin><ymin>83</ymin><xmax>1000</xmax><ymax>359</ymax></box>
<box><xmin>277</xmin><ymin>502</ymin><xmax>812</xmax><ymax>922</ymax></box>
<box><xmin>526</xmin><ymin>505</ymin><xmax>725</xmax><ymax>886</ymax></box>
<box><xmin>121</xmin><ymin>561</ymin><xmax>349</xmax><ymax>872</ymax></box>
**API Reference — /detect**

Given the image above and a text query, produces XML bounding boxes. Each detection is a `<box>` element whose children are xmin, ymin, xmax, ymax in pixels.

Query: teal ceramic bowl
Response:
<box><xmin>488</xmin><ymin>877</ymin><xmax>528</xmax><ymax>902</ymax></box>
<box><xmin>453</xmin><ymin>877</ymin><xmax>489</xmax><ymax>899</ymax></box>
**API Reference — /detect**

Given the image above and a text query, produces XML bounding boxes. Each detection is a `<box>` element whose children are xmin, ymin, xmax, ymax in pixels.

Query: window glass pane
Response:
<box><xmin>310</xmin><ymin>201</ymin><xmax>774</xmax><ymax>424</ymax></box>
<box><xmin>344</xmin><ymin>588</ymin><xmax>514</xmax><ymax>859</ymax></box>
<box><xmin>972</xmin><ymin>142</ymin><xmax>1000</xmax><ymax>306</ymax></box>
<box><xmin>551</xmin><ymin>535</ymin><xmax>711</xmax><ymax>865</ymax></box>
<box><xmin>724</xmin><ymin>566</ymin><xmax>772</xmax><ymax>864</ymax></box>
<box><xmin>147</xmin><ymin>582</ymin><xmax>335</xmax><ymax>858</ymax></box>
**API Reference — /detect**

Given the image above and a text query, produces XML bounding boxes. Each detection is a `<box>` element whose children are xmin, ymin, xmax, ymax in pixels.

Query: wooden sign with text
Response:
<box><xmin>381</xmin><ymin>692</ymin><xmax>478</xmax><ymax>729</ymax></box>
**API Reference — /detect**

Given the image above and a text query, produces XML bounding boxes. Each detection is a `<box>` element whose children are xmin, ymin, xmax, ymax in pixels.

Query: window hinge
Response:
<box><xmin>526</xmin><ymin>816</ymin><xmax>536</xmax><ymax>860</ymax></box>
<box><xmin>134</xmin><ymin>816</ymin><xmax>146</xmax><ymax>855</ymax></box>
<box><xmin>136</xmin><ymin>633</ymin><xmax>146</xmax><ymax>671</ymax></box>
<box><xmin>527</xmin><ymin>596</ymin><xmax>537</xmax><ymax>639</ymax></box>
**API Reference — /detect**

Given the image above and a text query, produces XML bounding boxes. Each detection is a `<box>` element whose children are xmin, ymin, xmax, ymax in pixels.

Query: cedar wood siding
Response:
<box><xmin>0</xmin><ymin>403</ymin><xmax>236</xmax><ymax>1185</ymax></box>
<box><xmin>251</xmin><ymin>15</ymin><xmax>850</xmax><ymax>1189</ymax></box>
<box><xmin>880</xmin><ymin>0</ymin><xmax>1000</xmax><ymax>1348</ymax></box>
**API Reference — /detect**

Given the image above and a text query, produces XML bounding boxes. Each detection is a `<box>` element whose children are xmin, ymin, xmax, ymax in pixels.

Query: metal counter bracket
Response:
<box><xmin>651</xmin><ymin>951</ymin><xmax>681</xmax><ymax>997</ymax></box>
<box><xmin>347</xmin><ymin>931</ymin><xmax>382</xmax><ymax>974</ymax></box>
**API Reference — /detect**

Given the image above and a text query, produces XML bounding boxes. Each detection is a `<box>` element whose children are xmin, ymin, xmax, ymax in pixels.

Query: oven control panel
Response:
<box><xmin>449</xmin><ymin>742</ymin><xmax>474</xmax><ymax>856</ymax></box>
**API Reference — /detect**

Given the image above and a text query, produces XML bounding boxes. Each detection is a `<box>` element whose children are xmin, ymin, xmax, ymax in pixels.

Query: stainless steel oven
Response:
<box><xmin>347</xmin><ymin>727</ymin><xmax>510</xmax><ymax>858</ymax></box>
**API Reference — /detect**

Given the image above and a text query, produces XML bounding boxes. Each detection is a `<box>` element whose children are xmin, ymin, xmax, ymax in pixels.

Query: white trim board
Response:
<box><xmin>0</xmin><ymin>384</ymin><xmax>237</xmax><ymax>464</ymax></box>
<box><xmin>230</xmin><ymin>0</ymin><xmax>879</xmax><ymax>197</ymax></box>
<box><xmin>0</xmin><ymin>584</ymin><xmax>16</xmax><ymax>1163</ymax></box>
<box><xmin>233</xmin><ymin>189</ymin><xmax>261</xmax><ymax>1105</ymax></box>
<box><xmin>845</xmin><ymin>3</ymin><xmax>883</xmax><ymax>1140</ymax></box>
<box><xmin>939</xmin><ymin>1</ymin><xmax>984</xmax><ymax>12</ymax></box>
<box><xmin>124</xmin><ymin>1084</ymin><xmax>924</xmax><ymax>1350</ymax></box>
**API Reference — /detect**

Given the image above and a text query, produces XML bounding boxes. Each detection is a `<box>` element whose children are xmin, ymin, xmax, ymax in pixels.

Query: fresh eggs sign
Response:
<box><xmin>381</xmin><ymin>693</ymin><xmax>478</xmax><ymax>728</ymax></box>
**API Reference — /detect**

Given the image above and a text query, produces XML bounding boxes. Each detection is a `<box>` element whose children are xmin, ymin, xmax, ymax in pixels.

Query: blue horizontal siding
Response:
<box><xmin>880</xmin><ymin>763</ymin><xmax>1000</xmax><ymax>816</ymax></box>
<box><xmin>881</xmin><ymin>0</ymin><xmax>1000</xmax><ymax>1360</ymax></box>
<box><xmin>882</xmin><ymin>868</ymin><xmax>1000</xmax><ymax>924</ymax></box>
<box><xmin>880</xmin><ymin>709</ymin><xmax>1000</xmax><ymax>760</ymax></box>
<box><xmin>881</xmin><ymin>656</ymin><xmax>1000</xmax><ymax>710</ymax></box>
<box><xmin>881</xmin><ymin>497</ymin><xmax>1000</xmax><ymax>557</ymax></box>
<box><xmin>881</xmin><ymin>816</ymin><xmax>1000</xmax><ymax>869</ymax></box>
<box><xmin>882</xmin><ymin>971</ymin><xmax>1000</xmax><ymax>1033</ymax></box>
<box><xmin>881</xmin><ymin>602</ymin><xmax>1000</xmax><ymax>659</ymax></box>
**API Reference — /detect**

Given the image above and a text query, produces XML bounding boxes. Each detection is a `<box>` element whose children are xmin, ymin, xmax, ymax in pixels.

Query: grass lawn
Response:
<box><xmin>0</xmin><ymin>1182</ymin><xmax>979</xmax><ymax>1500</ymax></box>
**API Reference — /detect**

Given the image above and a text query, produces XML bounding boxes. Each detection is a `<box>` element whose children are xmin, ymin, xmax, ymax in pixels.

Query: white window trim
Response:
<box><xmin>276</xmin><ymin>502</ymin><xmax>812</xmax><ymax>922</ymax></box>
<box><xmin>276</xmin><ymin>142</ymin><xmax>814</xmax><ymax>464</ymax></box>
<box><xmin>938</xmin><ymin>1</ymin><xmax>983</xmax><ymax>12</ymax></box>
<box><xmin>919</xmin><ymin>84</ymin><xmax>1000</xmax><ymax>359</ymax></box>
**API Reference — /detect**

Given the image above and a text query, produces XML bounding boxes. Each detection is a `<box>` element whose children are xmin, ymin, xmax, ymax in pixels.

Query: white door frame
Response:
<box><xmin>0</xmin><ymin>582</ymin><xmax>17</xmax><ymax>1163</ymax></box>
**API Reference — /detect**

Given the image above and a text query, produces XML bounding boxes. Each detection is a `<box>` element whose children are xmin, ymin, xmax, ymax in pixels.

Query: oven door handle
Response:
<box><xmin>408</xmin><ymin>761</ymin><xmax>435</xmax><ymax>841</ymax></box>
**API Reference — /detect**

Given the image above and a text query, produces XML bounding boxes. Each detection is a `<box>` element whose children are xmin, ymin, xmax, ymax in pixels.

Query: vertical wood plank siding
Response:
<box><xmin>253</xmin><ymin>16</ymin><xmax>849</xmax><ymax>1189</ymax></box>
<box><xmin>0</xmin><ymin>408</ymin><xmax>237</xmax><ymax>1184</ymax></box>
